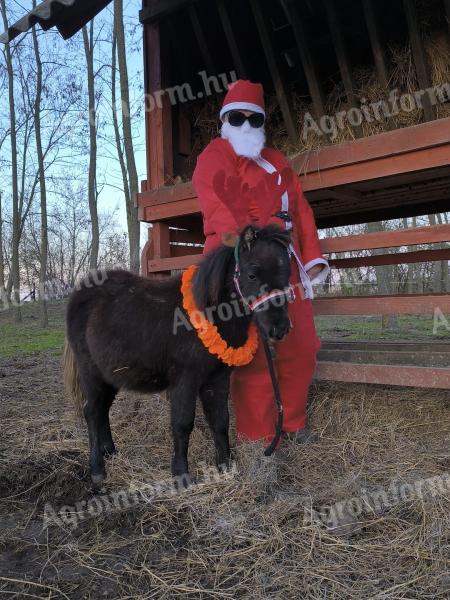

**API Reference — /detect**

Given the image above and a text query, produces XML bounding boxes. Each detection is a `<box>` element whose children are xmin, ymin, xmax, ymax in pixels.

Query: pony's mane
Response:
<box><xmin>192</xmin><ymin>225</ymin><xmax>291</xmax><ymax>311</ymax></box>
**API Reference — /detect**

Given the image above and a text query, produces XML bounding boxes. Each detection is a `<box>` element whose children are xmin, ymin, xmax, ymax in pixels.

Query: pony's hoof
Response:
<box><xmin>172</xmin><ymin>473</ymin><xmax>194</xmax><ymax>490</ymax></box>
<box><xmin>91</xmin><ymin>473</ymin><xmax>106</xmax><ymax>494</ymax></box>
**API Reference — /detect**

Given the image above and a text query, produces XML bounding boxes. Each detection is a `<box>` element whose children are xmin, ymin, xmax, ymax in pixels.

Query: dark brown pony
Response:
<box><xmin>64</xmin><ymin>225</ymin><xmax>292</xmax><ymax>489</ymax></box>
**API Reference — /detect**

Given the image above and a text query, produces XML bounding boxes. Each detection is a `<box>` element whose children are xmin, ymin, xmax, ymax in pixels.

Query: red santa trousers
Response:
<box><xmin>230</xmin><ymin>259</ymin><xmax>321</xmax><ymax>441</ymax></box>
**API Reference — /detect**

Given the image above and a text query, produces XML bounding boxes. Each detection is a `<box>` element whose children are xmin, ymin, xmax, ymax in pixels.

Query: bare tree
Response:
<box><xmin>82</xmin><ymin>21</ymin><xmax>100</xmax><ymax>271</ymax></box>
<box><xmin>31</xmin><ymin>3</ymin><xmax>48</xmax><ymax>326</ymax></box>
<box><xmin>113</xmin><ymin>0</ymin><xmax>140</xmax><ymax>272</ymax></box>
<box><xmin>0</xmin><ymin>192</ymin><xmax>5</xmax><ymax>306</ymax></box>
<box><xmin>1</xmin><ymin>0</ymin><xmax>21</xmax><ymax>321</ymax></box>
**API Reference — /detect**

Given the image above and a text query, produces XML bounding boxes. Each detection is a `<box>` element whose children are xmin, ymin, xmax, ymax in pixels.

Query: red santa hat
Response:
<box><xmin>220</xmin><ymin>80</ymin><xmax>265</xmax><ymax>120</ymax></box>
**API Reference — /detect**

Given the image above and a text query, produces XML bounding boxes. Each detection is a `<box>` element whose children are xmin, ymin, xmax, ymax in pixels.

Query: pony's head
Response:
<box><xmin>193</xmin><ymin>224</ymin><xmax>293</xmax><ymax>342</ymax></box>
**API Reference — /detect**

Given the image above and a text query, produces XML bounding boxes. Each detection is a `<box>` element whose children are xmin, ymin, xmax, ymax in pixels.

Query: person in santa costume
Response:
<box><xmin>192</xmin><ymin>80</ymin><xmax>329</xmax><ymax>443</ymax></box>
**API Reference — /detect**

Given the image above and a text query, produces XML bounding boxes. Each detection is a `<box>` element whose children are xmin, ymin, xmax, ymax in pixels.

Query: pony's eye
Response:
<box><xmin>247</xmin><ymin>273</ymin><xmax>257</xmax><ymax>281</ymax></box>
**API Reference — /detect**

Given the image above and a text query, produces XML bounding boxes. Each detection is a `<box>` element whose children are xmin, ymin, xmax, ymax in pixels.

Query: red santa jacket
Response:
<box><xmin>193</xmin><ymin>138</ymin><xmax>329</xmax><ymax>297</ymax></box>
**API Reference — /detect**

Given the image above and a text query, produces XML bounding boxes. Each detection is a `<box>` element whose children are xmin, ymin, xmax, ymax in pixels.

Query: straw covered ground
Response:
<box><xmin>0</xmin><ymin>349</ymin><xmax>449</xmax><ymax>599</ymax></box>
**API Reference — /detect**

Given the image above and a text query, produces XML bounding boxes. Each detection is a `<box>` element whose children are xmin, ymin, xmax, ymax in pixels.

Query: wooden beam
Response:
<box><xmin>329</xmin><ymin>248</ymin><xmax>450</xmax><ymax>269</ymax></box>
<box><xmin>151</xmin><ymin>222</ymin><xmax>171</xmax><ymax>259</ymax></box>
<box><xmin>143</xmin><ymin>197</ymin><xmax>200</xmax><ymax>221</ymax></box>
<box><xmin>362</xmin><ymin>0</ymin><xmax>389</xmax><ymax>89</ymax></box>
<box><xmin>140</xmin><ymin>0</ymin><xmax>199</xmax><ymax>24</ymax></box>
<box><xmin>147</xmin><ymin>253</ymin><xmax>202</xmax><ymax>272</ymax></box>
<box><xmin>280</xmin><ymin>0</ymin><xmax>326</xmax><ymax>119</ymax></box>
<box><xmin>292</xmin><ymin>117</ymin><xmax>450</xmax><ymax>177</ymax></box>
<box><xmin>321</xmin><ymin>187</ymin><xmax>363</xmax><ymax>203</ymax></box>
<box><xmin>216</xmin><ymin>0</ymin><xmax>246</xmax><ymax>78</ymax></box>
<box><xmin>313</xmin><ymin>294</ymin><xmax>450</xmax><ymax>316</ymax></box>
<box><xmin>403</xmin><ymin>0</ymin><xmax>435</xmax><ymax>122</ymax></box>
<box><xmin>249</xmin><ymin>0</ymin><xmax>297</xmax><ymax>144</ymax></box>
<box><xmin>314</xmin><ymin>362</ymin><xmax>450</xmax><ymax>389</ymax></box>
<box><xmin>320</xmin><ymin>224</ymin><xmax>450</xmax><ymax>253</ymax></box>
<box><xmin>323</xmin><ymin>0</ymin><xmax>358</xmax><ymax>110</ymax></box>
<box><xmin>188</xmin><ymin>4</ymin><xmax>215</xmax><ymax>75</ymax></box>
<box><xmin>144</xmin><ymin>18</ymin><xmax>173</xmax><ymax>188</ymax></box>
<box><xmin>446</xmin><ymin>0</ymin><xmax>450</xmax><ymax>38</ymax></box>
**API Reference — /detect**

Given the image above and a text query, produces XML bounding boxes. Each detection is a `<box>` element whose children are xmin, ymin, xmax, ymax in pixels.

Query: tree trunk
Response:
<box><xmin>82</xmin><ymin>22</ymin><xmax>99</xmax><ymax>271</ymax></box>
<box><xmin>31</xmin><ymin>7</ymin><xmax>48</xmax><ymax>327</ymax></box>
<box><xmin>1</xmin><ymin>0</ymin><xmax>22</xmax><ymax>322</ymax></box>
<box><xmin>0</xmin><ymin>192</ymin><xmax>5</xmax><ymax>308</ymax></box>
<box><xmin>114</xmin><ymin>0</ymin><xmax>140</xmax><ymax>272</ymax></box>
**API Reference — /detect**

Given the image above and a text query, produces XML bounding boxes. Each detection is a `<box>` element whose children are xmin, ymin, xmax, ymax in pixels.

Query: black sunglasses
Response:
<box><xmin>227</xmin><ymin>110</ymin><xmax>265</xmax><ymax>128</ymax></box>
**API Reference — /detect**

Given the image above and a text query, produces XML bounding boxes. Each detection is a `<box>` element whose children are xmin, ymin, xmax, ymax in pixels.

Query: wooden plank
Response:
<box><xmin>249</xmin><ymin>0</ymin><xmax>297</xmax><ymax>144</ymax></box>
<box><xmin>138</xmin><ymin>181</ymin><xmax>196</xmax><ymax>206</ymax></box>
<box><xmin>329</xmin><ymin>248</ymin><xmax>450</xmax><ymax>269</ymax></box>
<box><xmin>291</xmin><ymin>117</ymin><xmax>450</xmax><ymax>176</ymax></box>
<box><xmin>216</xmin><ymin>0</ymin><xmax>246</xmax><ymax>78</ymax></box>
<box><xmin>320</xmin><ymin>224</ymin><xmax>450</xmax><ymax>253</ymax></box>
<box><xmin>314</xmin><ymin>362</ymin><xmax>450</xmax><ymax>389</ymax></box>
<box><xmin>144</xmin><ymin>19</ymin><xmax>173</xmax><ymax>188</ymax></box>
<box><xmin>148</xmin><ymin>253</ymin><xmax>202</xmax><ymax>272</ymax></box>
<box><xmin>362</xmin><ymin>0</ymin><xmax>389</xmax><ymax>89</ymax></box>
<box><xmin>151</xmin><ymin>222</ymin><xmax>171</xmax><ymax>259</ymax></box>
<box><xmin>281</xmin><ymin>0</ymin><xmax>326</xmax><ymax>120</ymax></box>
<box><xmin>300</xmin><ymin>144</ymin><xmax>450</xmax><ymax>191</ymax></box>
<box><xmin>140</xmin><ymin>0</ymin><xmax>199</xmax><ymax>23</ymax></box>
<box><xmin>403</xmin><ymin>0</ymin><xmax>435</xmax><ymax>121</ymax></box>
<box><xmin>143</xmin><ymin>197</ymin><xmax>200</xmax><ymax>221</ymax></box>
<box><xmin>313</xmin><ymin>294</ymin><xmax>450</xmax><ymax>316</ymax></box>
<box><xmin>324</xmin><ymin>0</ymin><xmax>358</xmax><ymax>111</ymax></box>
<box><xmin>446</xmin><ymin>0</ymin><xmax>450</xmax><ymax>38</ymax></box>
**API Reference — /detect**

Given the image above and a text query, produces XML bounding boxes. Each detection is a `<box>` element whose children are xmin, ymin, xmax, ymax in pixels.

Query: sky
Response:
<box><xmin>1</xmin><ymin>0</ymin><xmax>147</xmax><ymax>236</ymax></box>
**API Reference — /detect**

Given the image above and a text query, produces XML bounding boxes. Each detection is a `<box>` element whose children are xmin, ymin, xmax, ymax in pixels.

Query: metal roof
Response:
<box><xmin>0</xmin><ymin>0</ymin><xmax>113</xmax><ymax>44</ymax></box>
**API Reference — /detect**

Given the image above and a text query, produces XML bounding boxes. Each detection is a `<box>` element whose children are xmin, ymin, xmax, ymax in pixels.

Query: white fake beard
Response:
<box><xmin>221</xmin><ymin>120</ymin><xmax>266</xmax><ymax>159</ymax></box>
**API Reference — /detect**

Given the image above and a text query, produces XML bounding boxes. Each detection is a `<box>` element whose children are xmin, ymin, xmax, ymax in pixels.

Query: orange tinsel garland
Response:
<box><xmin>181</xmin><ymin>265</ymin><xmax>258</xmax><ymax>367</ymax></box>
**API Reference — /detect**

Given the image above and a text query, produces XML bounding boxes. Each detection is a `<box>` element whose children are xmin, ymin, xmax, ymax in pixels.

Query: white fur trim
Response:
<box><xmin>220</xmin><ymin>102</ymin><xmax>265</xmax><ymax>120</ymax></box>
<box><xmin>304</xmin><ymin>258</ymin><xmax>330</xmax><ymax>285</ymax></box>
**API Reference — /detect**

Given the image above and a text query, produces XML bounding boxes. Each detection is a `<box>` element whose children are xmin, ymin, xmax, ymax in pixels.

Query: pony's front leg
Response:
<box><xmin>168</xmin><ymin>371</ymin><xmax>198</xmax><ymax>480</ymax></box>
<box><xmin>199</xmin><ymin>370</ymin><xmax>232</xmax><ymax>471</ymax></box>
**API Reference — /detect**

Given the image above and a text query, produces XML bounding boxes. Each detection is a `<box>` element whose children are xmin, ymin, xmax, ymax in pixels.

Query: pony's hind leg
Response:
<box><xmin>98</xmin><ymin>383</ymin><xmax>117</xmax><ymax>457</ymax></box>
<box><xmin>80</xmin><ymin>372</ymin><xmax>111</xmax><ymax>490</ymax></box>
<box><xmin>199</xmin><ymin>370</ymin><xmax>232</xmax><ymax>471</ymax></box>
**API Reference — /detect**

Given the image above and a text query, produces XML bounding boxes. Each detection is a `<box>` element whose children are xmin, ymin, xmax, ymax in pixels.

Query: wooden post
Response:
<box><xmin>281</xmin><ymin>0</ymin><xmax>327</xmax><ymax>121</ymax></box>
<box><xmin>324</xmin><ymin>0</ymin><xmax>358</xmax><ymax>110</ymax></box>
<box><xmin>249</xmin><ymin>0</ymin><xmax>297</xmax><ymax>144</ymax></box>
<box><xmin>362</xmin><ymin>0</ymin><xmax>389</xmax><ymax>89</ymax></box>
<box><xmin>216</xmin><ymin>0</ymin><xmax>246</xmax><ymax>78</ymax></box>
<box><xmin>143</xmin><ymin>0</ymin><xmax>173</xmax><ymax>189</ymax></box>
<box><xmin>446</xmin><ymin>0</ymin><xmax>450</xmax><ymax>39</ymax></box>
<box><xmin>188</xmin><ymin>4</ymin><xmax>215</xmax><ymax>75</ymax></box>
<box><xmin>403</xmin><ymin>0</ymin><xmax>435</xmax><ymax>122</ymax></box>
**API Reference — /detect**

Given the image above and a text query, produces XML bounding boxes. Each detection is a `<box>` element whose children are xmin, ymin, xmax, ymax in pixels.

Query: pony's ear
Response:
<box><xmin>221</xmin><ymin>232</ymin><xmax>239</xmax><ymax>247</ymax></box>
<box><xmin>241</xmin><ymin>225</ymin><xmax>258</xmax><ymax>251</ymax></box>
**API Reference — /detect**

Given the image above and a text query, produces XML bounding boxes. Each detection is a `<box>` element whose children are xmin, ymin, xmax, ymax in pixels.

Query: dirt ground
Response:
<box><xmin>0</xmin><ymin>351</ymin><xmax>449</xmax><ymax>599</ymax></box>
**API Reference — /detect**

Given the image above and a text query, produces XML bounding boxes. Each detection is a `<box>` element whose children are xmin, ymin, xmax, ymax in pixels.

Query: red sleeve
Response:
<box><xmin>193</xmin><ymin>140</ymin><xmax>243</xmax><ymax>241</ymax></box>
<box><xmin>292</xmin><ymin>175</ymin><xmax>323</xmax><ymax>265</ymax></box>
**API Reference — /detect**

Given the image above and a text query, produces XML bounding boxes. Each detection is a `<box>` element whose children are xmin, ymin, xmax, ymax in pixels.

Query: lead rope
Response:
<box><xmin>258</xmin><ymin>325</ymin><xmax>284</xmax><ymax>456</ymax></box>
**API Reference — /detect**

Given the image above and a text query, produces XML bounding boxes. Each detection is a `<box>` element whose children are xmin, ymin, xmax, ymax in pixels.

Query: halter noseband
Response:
<box><xmin>233</xmin><ymin>239</ymin><xmax>296</xmax><ymax>313</ymax></box>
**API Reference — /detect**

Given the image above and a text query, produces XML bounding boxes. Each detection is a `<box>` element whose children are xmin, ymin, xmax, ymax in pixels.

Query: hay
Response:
<box><xmin>186</xmin><ymin>31</ymin><xmax>450</xmax><ymax>169</ymax></box>
<box><xmin>0</xmin><ymin>353</ymin><xmax>449</xmax><ymax>598</ymax></box>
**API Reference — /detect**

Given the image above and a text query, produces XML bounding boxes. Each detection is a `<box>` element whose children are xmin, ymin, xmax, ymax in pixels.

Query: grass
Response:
<box><xmin>0</xmin><ymin>300</ymin><xmax>66</xmax><ymax>357</ymax></box>
<box><xmin>315</xmin><ymin>314</ymin><xmax>449</xmax><ymax>341</ymax></box>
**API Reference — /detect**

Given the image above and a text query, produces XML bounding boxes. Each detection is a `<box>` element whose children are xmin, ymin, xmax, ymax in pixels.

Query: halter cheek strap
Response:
<box><xmin>233</xmin><ymin>256</ymin><xmax>296</xmax><ymax>313</ymax></box>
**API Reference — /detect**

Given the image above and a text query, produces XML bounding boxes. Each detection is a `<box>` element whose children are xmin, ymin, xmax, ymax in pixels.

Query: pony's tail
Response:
<box><xmin>63</xmin><ymin>339</ymin><xmax>84</xmax><ymax>419</ymax></box>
